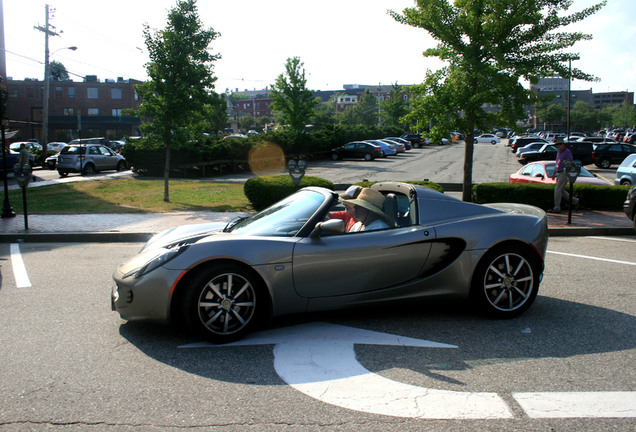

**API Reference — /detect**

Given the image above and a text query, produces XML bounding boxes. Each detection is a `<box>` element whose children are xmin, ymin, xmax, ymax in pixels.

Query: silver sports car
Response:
<box><xmin>112</xmin><ymin>182</ymin><xmax>549</xmax><ymax>343</ymax></box>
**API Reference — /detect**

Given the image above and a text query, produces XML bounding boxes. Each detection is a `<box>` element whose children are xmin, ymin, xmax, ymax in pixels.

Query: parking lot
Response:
<box><xmin>0</xmin><ymin>237</ymin><xmax>634</xmax><ymax>431</ymax></box>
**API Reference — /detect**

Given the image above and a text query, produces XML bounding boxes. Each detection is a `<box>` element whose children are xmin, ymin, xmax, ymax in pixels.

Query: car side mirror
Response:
<box><xmin>310</xmin><ymin>218</ymin><xmax>345</xmax><ymax>239</ymax></box>
<box><xmin>534</xmin><ymin>173</ymin><xmax>544</xmax><ymax>179</ymax></box>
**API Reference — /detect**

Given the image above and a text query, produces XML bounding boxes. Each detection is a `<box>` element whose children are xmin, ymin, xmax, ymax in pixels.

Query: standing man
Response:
<box><xmin>549</xmin><ymin>140</ymin><xmax>579</xmax><ymax>213</ymax></box>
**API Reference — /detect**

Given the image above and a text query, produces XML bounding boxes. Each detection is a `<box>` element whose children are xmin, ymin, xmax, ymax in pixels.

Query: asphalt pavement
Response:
<box><xmin>0</xmin><ymin>170</ymin><xmax>633</xmax><ymax>242</ymax></box>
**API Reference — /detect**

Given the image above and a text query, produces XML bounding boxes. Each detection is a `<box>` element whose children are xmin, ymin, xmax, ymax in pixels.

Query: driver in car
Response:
<box><xmin>342</xmin><ymin>188</ymin><xmax>391</xmax><ymax>232</ymax></box>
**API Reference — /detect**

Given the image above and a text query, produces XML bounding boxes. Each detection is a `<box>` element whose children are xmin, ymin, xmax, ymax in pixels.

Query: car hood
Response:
<box><xmin>141</xmin><ymin>221</ymin><xmax>228</xmax><ymax>251</ymax></box>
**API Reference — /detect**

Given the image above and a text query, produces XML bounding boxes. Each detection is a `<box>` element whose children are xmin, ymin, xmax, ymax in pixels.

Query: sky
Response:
<box><xmin>2</xmin><ymin>0</ymin><xmax>635</xmax><ymax>94</ymax></box>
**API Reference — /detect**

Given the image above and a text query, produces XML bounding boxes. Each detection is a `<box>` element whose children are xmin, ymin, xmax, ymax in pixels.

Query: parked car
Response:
<box><xmin>509</xmin><ymin>136</ymin><xmax>548</xmax><ymax>153</ymax></box>
<box><xmin>384</xmin><ymin>137</ymin><xmax>411</xmax><ymax>150</ymax></box>
<box><xmin>517</xmin><ymin>144</ymin><xmax>558</xmax><ymax>164</ymax></box>
<box><xmin>509</xmin><ymin>161</ymin><xmax>610</xmax><ymax>186</ymax></box>
<box><xmin>112</xmin><ymin>182</ymin><xmax>549</xmax><ymax>343</ymax></box>
<box><xmin>46</xmin><ymin>142</ymin><xmax>67</xmax><ymax>152</ymax></box>
<box><xmin>474</xmin><ymin>134</ymin><xmax>501</xmax><ymax>145</ymax></box>
<box><xmin>365</xmin><ymin>140</ymin><xmax>397</xmax><ymax>157</ymax></box>
<box><xmin>516</xmin><ymin>142</ymin><xmax>548</xmax><ymax>156</ymax></box>
<box><xmin>573</xmin><ymin>136</ymin><xmax>617</xmax><ymax>145</ymax></box>
<box><xmin>400</xmin><ymin>133</ymin><xmax>426</xmax><ymax>148</ymax></box>
<box><xmin>331</xmin><ymin>142</ymin><xmax>383</xmax><ymax>161</ymax></box>
<box><xmin>380</xmin><ymin>139</ymin><xmax>406</xmax><ymax>153</ymax></box>
<box><xmin>45</xmin><ymin>153</ymin><xmax>59</xmax><ymax>170</ymax></box>
<box><xmin>623</xmin><ymin>186</ymin><xmax>636</xmax><ymax>230</ymax></box>
<box><xmin>10</xmin><ymin>141</ymin><xmax>42</xmax><ymax>152</ymax></box>
<box><xmin>567</xmin><ymin>141</ymin><xmax>595</xmax><ymax>165</ymax></box>
<box><xmin>592</xmin><ymin>143</ymin><xmax>636</xmax><ymax>169</ymax></box>
<box><xmin>56</xmin><ymin>144</ymin><xmax>128</xmax><ymax>177</ymax></box>
<box><xmin>614</xmin><ymin>153</ymin><xmax>636</xmax><ymax>186</ymax></box>
<box><xmin>0</xmin><ymin>149</ymin><xmax>34</xmax><ymax>171</ymax></box>
<box><xmin>623</xmin><ymin>132</ymin><xmax>636</xmax><ymax>144</ymax></box>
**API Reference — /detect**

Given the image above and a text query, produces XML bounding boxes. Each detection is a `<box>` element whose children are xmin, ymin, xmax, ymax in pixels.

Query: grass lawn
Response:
<box><xmin>7</xmin><ymin>179</ymin><xmax>253</xmax><ymax>214</ymax></box>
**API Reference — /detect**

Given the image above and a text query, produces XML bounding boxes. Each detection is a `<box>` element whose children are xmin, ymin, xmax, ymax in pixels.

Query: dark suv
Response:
<box><xmin>400</xmin><ymin>133</ymin><xmax>426</xmax><ymax>148</ymax></box>
<box><xmin>568</xmin><ymin>141</ymin><xmax>595</xmax><ymax>165</ymax></box>
<box><xmin>592</xmin><ymin>143</ymin><xmax>636</xmax><ymax>169</ymax></box>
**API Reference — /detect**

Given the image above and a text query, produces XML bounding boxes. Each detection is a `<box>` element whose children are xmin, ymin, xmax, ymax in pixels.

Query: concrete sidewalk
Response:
<box><xmin>0</xmin><ymin>208</ymin><xmax>633</xmax><ymax>243</ymax></box>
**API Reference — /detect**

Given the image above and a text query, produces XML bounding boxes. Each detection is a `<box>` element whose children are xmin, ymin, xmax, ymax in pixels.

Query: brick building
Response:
<box><xmin>6</xmin><ymin>76</ymin><xmax>143</xmax><ymax>143</ymax></box>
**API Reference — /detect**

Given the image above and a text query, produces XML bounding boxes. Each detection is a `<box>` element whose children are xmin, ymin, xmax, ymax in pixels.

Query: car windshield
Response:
<box><xmin>229</xmin><ymin>189</ymin><xmax>327</xmax><ymax>237</ymax></box>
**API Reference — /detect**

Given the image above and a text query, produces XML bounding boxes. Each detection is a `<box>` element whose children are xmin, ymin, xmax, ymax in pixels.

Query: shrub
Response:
<box><xmin>244</xmin><ymin>175</ymin><xmax>335</xmax><ymax>210</ymax></box>
<box><xmin>472</xmin><ymin>182</ymin><xmax>630</xmax><ymax>210</ymax></box>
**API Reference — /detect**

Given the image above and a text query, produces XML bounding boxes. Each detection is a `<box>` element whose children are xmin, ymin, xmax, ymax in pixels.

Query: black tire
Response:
<box><xmin>599</xmin><ymin>159</ymin><xmax>611</xmax><ymax>169</ymax></box>
<box><xmin>331</xmin><ymin>152</ymin><xmax>340</xmax><ymax>161</ymax></box>
<box><xmin>116</xmin><ymin>161</ymin><xmax>127</xmax><ymax>171</ymax></box>
<box><xmin>491</xmin><ymin>140</ymin><xmax>497</xmax><ymax>145</ymax></box>
<box><xmin>413</xmin><ymin>142</ymin><xmax>420</xmax><ymax>149</ymax></box>
<box><xmin>470</xmin><ymin>246</ymin><xmax>540</xmax><ymax>319</ymax></box>
<box><xmin>82</xmin><ymin>164</ymin><xmax>96</xmax><ymax>176</ymax></box>
<box><xmin>364</xmin><ymin>153</ymin><xmax>373</xmax><ymax>161</ymax></box>
<box><xmin>474</xmin><ymin>139</ymin><xmax>478</xmax><ymax>144</ymax></box>
<box><xmin>620</xmin><ymin>179</ymin><xmax>632</xmax><ymax>186</ymax></box>
<box><xmin>58</xmin><ymin>171</ymin><xmax>68</xmax><ymax>178</ymax></box>
<box><xmin>181</xmin><ymin>264</ymin><xmax>264</xmax><ymax>343</ymax></box>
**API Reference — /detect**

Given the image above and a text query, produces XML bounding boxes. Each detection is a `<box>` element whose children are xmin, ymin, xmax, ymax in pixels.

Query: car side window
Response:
<box><xmin>521</xmin><ymin>165</ymin><xmax>534</xmax><ymax>176</ymax></box>
<box><xmin>89</xmin><ymin>146</ymin><xmax>100</xmax><ymax>155</ymax></box>
<box><xmin>99</xmin><ymin>146</ymin><xmax>112</xmax><ymax>156</ymax></box>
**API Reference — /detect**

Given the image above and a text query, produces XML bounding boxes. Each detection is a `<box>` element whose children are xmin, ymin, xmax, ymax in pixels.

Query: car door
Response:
<box><xmin>98</xmin><ymin>145</ymin><xmax>117</xmax><ymax>169</ymax></box>
<box><xmin>292</xmin><ymin>226</ymin><xmax>434</xmax><ymax>298</ymax></box>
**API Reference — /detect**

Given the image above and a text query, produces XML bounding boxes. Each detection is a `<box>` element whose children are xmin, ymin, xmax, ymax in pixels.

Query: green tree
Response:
<box><xmin>356</xmin><ymin>90</ymin><xmax>379</xmax><ymax>126</ymax></box>
<box><xmin>269</xmin><ymin>57</ymin><xmax>319</xmax><ymax>156</ymax></box>
<box><xmin>49</xmin><ymin>60</ymin><xmax>70</xmax><ymax>81</ymax></box>
<box><xmin>379</xmin><ymin>82</ymin><xmax>409</xmax><ymax>127</ymax></box>
<box><xmin>134</xmin><ymin>0</ymin><xmax>221</xmax><ymax>202</ymax></box>
<box><xmin>545</xmin><ymin>103</ymin><xmax>565</xmax><ymax>130</ymax></box>
<box><xmin>391</xmin><ymin>0</ymin><xmax>605</xmax><ymax>201</ymax></box>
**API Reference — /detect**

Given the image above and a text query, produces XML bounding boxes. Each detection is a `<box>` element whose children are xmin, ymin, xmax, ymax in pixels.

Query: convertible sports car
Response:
<box><xmin>112</xmin><ymin>182</ymin><xmax>549</xmax><ymax>343</ymax></box>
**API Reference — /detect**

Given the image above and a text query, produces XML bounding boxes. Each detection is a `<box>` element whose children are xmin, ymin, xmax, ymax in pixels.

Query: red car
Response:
<box><xmin>509</xmin><ymin>161</ymin><xmax>610</xmax><ymax>185</ymax></box>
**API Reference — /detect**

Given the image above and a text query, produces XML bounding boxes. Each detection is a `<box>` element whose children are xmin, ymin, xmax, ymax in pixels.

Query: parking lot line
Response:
<box><xmin>10</xmin><ymin>243</ymin><xmax>31</xmax><ymax>288</ymax></box>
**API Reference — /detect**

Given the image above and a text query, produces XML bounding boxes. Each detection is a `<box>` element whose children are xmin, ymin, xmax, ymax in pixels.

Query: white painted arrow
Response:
<box><xmin>182</xmin><ymin>322</ymin><xmax>513</xmax><ymax>419</ymax></box>
<box><xmin>181</xmin><ymin>322</ymin><xmax>636</xmax><ymax>419</ymax></box>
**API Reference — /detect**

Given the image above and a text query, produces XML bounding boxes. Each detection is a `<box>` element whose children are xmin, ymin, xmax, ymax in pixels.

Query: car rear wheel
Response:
<box><xmin>58</xmin><ymin>171</ymin><xmax>68</xmax><ymax>178</ymax></box>
<box><xmin>470</xmin><ymin>247</ymin><xmax>540</xmax><ymax>319</ymax></box>
<box><xmin>599</xmin><ymin>159</ymin><xmax>611</xmax><ymax>169</ymax></box>
<box><xmin>181</xmin><ymin>264</ymin><xmax>264</xmax><ymax>344</ymax></box>
<box><xmin>82</xmin><ymin>164</ymin><xmax>96</xmax><ymax>175</ymax></box>
<box><xmin>491</xmin><ymin>140</ymin><xmax>497</xmax><ymax>145</ymax></box>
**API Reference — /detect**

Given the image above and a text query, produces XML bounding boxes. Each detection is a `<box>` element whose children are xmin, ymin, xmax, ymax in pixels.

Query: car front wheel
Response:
<box><xmin>182</xmin><ymin>264</ymin><xmax>264</xmax><ymax>344</ymax></box>
<box><xmin>471</xmin><ymin>247</ymin><xmax>540</xmax><ymax>319</ymax></box>
<box><xmin>331</xmin><ymin>153</ymin><xmax>340</xmax><ymax>161</ymax></box>
<box><xmin>116</xmin><ymin>161</ymin><xmax>127</xmax><ymax>171</ymax></box>
<box><xmin>364</xmin><ymin>153</ymin><xmax>373</xmax><ymax>161</ymax></box>
<box><xmin>598</xmin><ymin>159</ymin><xmax>612</xmax><ymax>169</ymax></box>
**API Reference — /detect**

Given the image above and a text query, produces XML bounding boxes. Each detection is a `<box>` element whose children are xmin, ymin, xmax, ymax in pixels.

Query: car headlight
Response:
<box><xmin>123</xmin><ymin>245</ymin><xmax>189</xmax><ymax>279</ymax></box>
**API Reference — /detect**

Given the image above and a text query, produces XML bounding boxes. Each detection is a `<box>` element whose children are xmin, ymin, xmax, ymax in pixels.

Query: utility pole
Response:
<box><xmin>34</xmin><ymin>4</ymin><xmax>59</xmax><ymax>163</ymax></box>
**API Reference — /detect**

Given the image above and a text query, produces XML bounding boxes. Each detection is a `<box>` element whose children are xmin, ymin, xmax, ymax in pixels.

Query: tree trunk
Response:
<box><xmin>163</xmin><ymin>145</ymin><xmax>170</xmax><ymax>202</ymax></box>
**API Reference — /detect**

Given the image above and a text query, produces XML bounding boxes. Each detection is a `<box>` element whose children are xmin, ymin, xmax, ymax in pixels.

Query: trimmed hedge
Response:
<box><xmin>243</xmin><ymin>175</ymin><xmax>335</xmax><ymax>210</ymax></box>
<box><xmin>472</xmin><ymin>182</ymin><xmax>631</xmax><ymax>210</ymax></box>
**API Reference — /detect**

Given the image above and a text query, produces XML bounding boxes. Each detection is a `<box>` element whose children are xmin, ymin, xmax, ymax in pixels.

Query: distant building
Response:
<box><xmin>593</xmin><ymin>91</ymin><xmax>634</xmax><ymax>109</ymax></box>
<box><xmin>6</xmin><ymin>76</ymin><xmax>143</xmax><ymax>143</ymax></box>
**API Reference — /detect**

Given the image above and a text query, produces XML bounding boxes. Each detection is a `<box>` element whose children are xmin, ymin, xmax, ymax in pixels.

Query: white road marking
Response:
<box><xmin>547</xmin><ymin>250</ymin><xmax>636</xmax><ymax>266</ymax></box>
<box><xmin>181</xmin><ymin>322</ymin><xmax>636</xmax><ymax>419</ymax></box>
<box><xmin>10</xmin><ymin>243</ymin><xmax>31</xmax><ymax>288</ymax></box>
<box><xmin>514</xmin><ymin>392</ymin><xmax>636</xmax><ymax>418</ymax></box>
<box><xmin>588</xmin><ymin>236</ymin><xmax>636</xmax><ymax>243</ymax></box>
